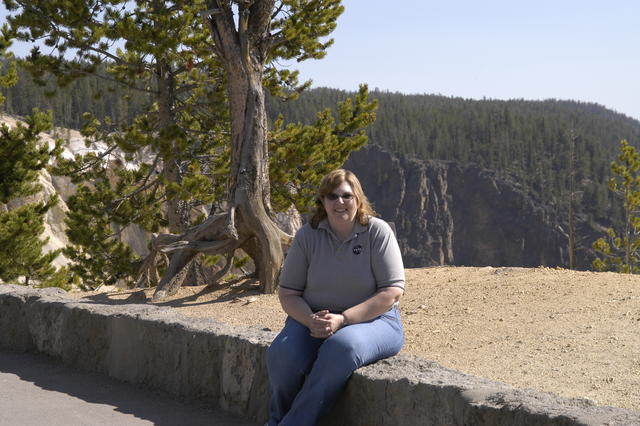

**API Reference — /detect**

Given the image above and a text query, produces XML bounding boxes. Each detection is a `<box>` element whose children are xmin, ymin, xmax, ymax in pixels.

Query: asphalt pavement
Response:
<box><xmin>0</xmin><ymin>350</ymin><xmax>259</xmax><ymax>426</ymax></box>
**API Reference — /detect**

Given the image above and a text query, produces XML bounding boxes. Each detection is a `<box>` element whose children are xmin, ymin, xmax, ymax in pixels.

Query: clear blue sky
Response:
<box><xmin>3</xmin><ymin>1</ymin><xmax>639</xmax><ymax>121</ymax></box>
<box><xmin>291</xmin><ymin>0</ymin><xmax>640</xmax><ymax>122</ymax></box>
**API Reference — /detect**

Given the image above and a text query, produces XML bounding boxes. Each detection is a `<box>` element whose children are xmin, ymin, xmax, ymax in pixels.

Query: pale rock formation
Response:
<box><xmin>0</xmin><ymin>115</ymin><xmax>150</xmax><ymax>268</ymax></box>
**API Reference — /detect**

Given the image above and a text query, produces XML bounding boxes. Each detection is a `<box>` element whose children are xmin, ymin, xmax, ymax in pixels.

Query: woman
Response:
<box><xmin>266</xmin><ymin>169</ymin><xmax>405</xmax><ymax>426</ymax></box>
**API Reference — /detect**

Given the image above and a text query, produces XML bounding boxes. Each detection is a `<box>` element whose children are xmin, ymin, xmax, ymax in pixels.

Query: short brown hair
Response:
<box><xmin>310</xmin><ymin>169</ymin><xmax>377</xmax><ymax>228</ymax></box>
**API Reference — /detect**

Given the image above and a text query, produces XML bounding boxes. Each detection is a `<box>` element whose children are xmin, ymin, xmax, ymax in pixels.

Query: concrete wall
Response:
<box><xmin>1</xmin><ymin>285</ymin><xmax>638</xmax><ymax>426</ymax></box>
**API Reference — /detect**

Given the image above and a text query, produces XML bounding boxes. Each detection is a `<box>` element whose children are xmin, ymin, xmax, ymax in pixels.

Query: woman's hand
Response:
<box><xmin>309</xmin><ymin>311</ymin><xmax>345</xmax><ymax>338</ymax></box>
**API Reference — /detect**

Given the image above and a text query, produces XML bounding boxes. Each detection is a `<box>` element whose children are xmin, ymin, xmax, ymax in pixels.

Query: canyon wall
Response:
<box><xmin>345</xmin><ymin>144</ymin><xmax>601</xmax><ymax>269</ymax></box>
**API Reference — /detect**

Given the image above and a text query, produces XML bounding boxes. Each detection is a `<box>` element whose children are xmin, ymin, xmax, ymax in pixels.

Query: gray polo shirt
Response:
<box><xmin>279</xmin><ymin>216</ymin><xmax>405</xmax><ymax>312</ymax></box>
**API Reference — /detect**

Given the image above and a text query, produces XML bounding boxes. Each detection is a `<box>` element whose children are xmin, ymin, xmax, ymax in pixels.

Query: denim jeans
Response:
<box><xmin>266</xmin><ymin>306</ymin><xmax>404</xmax><ymax>426</ymax></box>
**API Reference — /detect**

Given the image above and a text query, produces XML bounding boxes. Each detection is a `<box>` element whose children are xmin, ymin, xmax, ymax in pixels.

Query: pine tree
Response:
<box><xmin>144</xmin><ymin>0</ymin><xmax>371</xmax><ymax>298</ymax></box>
<box><xmin>593</xmin><ymin>140</ymin><xmax>640</xmax><ymax>273</ymax></box>
<box><xmin>269</xmin><ymin>85</ymin><xmax>377</xmax><ymax>214</ymax></box>
<box><xmin>5</xmin><ymin>1</ymin><xmax>377</xmax><ymax>294</ymax></box>
<box><xmin>0</xmin><ymin>200</ymin><xmax>59</xmax><ymax>285</ymax></box>
<box><xmin>4</xmin><ymin>0</ymin><xmax>230</xmax><ymax>288</ymax></box>
<box><xmin>0</xmin><ymin>27</ymin><xmax>64</xmax><ymax>286</ymax></box>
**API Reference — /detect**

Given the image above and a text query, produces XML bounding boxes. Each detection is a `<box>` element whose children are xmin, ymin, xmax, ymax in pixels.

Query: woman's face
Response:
<box><xmin>322</xmin><ymin>180</ymin><xmax>358</xmax><ymax>226</ymax></box>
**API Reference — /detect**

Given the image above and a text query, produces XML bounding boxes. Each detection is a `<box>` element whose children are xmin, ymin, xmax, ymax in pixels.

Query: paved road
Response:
<box><xmin>0</xmin><ymin>350</ymin><xmax>259</xmax><ymax>426</ymax></box>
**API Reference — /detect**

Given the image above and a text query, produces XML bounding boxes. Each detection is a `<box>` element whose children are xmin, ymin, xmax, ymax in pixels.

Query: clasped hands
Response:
<box><xmin>308</xmin><ymin>310</ymin><xmax>345</xmax><ymax>338</ymax></box>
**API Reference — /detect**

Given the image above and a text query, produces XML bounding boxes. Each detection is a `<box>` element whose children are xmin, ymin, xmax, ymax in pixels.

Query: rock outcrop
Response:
<box><xmin>344</xmin><ymin>145</ymin><xmax>454</xmax><ymax>267</ymax></box>
<box><xmin>1</xmin><ymin>115</ymin><xmax>151</xmax><ymax>269</ymax></box>
<box><xmin>345</xmin><ymin>144</ymin><xmax>600</xmax><ymax>269</ymax></box>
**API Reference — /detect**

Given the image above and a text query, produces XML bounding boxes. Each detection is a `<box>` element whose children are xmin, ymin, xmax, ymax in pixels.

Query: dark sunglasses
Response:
<box><xmin>326</xmin><ymin>192</ymin><xmax>354</xmax><ymax>201</ymax></box>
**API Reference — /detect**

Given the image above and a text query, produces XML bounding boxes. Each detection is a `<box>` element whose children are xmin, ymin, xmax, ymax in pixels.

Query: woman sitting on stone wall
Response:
<box><xmin>266</xmin><ymin>168</ymin><xmax>405</xmax><ymax>426</ymax></box>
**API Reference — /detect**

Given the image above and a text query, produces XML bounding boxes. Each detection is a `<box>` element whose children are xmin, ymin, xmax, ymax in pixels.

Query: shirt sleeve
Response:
<box><xmin>370</xmin><ymin>219</ymin><xmax>405</xmax><ymax>290</ymax></box>
<box><xmin>278</xmin><ymin>227</ymin><xmax>309</xmax><ymax>291</ymax></box>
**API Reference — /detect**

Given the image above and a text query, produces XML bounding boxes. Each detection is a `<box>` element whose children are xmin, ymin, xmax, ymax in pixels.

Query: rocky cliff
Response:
<box><xmin>345</xmin><ymin>144</ymin><xmax>601</xmax><ymax>269</ymax></box>
<box><xmin>343</xmin><ymin>145</ymin><xmax>454</xmax><ymax>267</ymax></box>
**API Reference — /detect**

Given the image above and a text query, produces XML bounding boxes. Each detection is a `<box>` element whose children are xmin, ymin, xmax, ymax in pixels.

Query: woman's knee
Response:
<box><xmin>316</xmin><ymin>334</ymin><xmax>364</xmax><ymax>369</ymax></box>
<box><xmin>267</xmin><ymin>332</ymin><xmax>319</xmax><ymax>376</ymax></box>
<box><xmin>318</xmin><ymin>322</ymin><xmax>403</xmax><ymax>369</ymax></box>
<box><xmin>268</xmin><ymin>337</ymin><xmax>302</xmax><ymax>370</ymax></box>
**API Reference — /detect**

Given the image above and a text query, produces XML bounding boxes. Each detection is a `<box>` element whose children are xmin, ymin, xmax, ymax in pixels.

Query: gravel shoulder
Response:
<box><xmin>72</xmin><ymin>266</ymin><xmax>640</xmax><ymax>412</ymax></box>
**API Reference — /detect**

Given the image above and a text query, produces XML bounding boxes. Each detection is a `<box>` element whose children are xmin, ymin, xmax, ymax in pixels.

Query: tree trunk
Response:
<box><xmin>225</xmin><ymin>59</ymin><xmax>283</xmax><ymax>293</ymax></box>
<box><xmin>568</xmin><ymin>131</ymin><xmax>576</xmax><ymax>270</ymax></box>
<box><xmin>163</xmin><ymin>159</ymin><xmax>183</xmax><ymax>233</ymax></box>
<box><xmin>206</xmin><ymin>0</ymin><xmax>283</xmax><ymax>293</ymax></box>
<box><xmin>157</xmin><ymin>58</ymin><xmax>184</xmax><ymax>234</ymax></box>
<box><xmin>146</xmin><ymin>0</ymin><xmax>290</xmax><ymax>300</ymax></box>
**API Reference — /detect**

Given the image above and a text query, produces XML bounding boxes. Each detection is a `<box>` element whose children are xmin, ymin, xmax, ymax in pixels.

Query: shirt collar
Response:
<box><xmin>318</xmin><ymin>218</ymin><xmax>367</xmax><ymax>238</ymax></box>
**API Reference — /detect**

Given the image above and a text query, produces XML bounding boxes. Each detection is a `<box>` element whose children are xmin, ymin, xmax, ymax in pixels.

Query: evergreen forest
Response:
<box><xmin>266</xmin><ymin>88</ymin><xmax>640</xmax><ymax>229</ymax></box>
<box><xmin>3</xmin><ymin>64</ymin><xmax>640</xmax><ymax>233</ymax></box>
<box><xmin>0</xmin><ymin>61</ymin><xmax>150</xmax><ymax>130</ymax></box>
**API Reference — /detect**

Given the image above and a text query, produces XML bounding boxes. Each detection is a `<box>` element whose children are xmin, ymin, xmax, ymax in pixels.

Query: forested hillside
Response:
<box><xmin>3</xmin><ymin>63</ymin><xmax>639</xmax><ymax>231</ymax></box>
<box><xmin>0</xmin><ymin>62</ymin><xmax>149</xmax><ymax>130</ymax></box>
<box><xmin>267</xmin><ymin>88</ymin><xmax>640</xmax><ymax>228</ymax></box>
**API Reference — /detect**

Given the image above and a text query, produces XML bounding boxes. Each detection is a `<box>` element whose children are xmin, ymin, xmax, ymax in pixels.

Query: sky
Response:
<box><xmin>2</xmin><ymin>1</ymin><xmax>639</xmax><ymax>121</ymax></box>
<box><xmin>289</xmin><ymin>0</ymin><xmax>640</xmax><ymax>122</ymax></box>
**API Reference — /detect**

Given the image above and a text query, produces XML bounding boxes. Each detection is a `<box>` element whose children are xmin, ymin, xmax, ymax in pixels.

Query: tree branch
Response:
<box><xmin>159</xmin><ymin>238</ymin><xmax>231</xmax><ymax>254</ymax></box>
<box><xmin>65</xmin><ymin>143</ymin><xmax>119</xmax><ymax>176</ymax></box>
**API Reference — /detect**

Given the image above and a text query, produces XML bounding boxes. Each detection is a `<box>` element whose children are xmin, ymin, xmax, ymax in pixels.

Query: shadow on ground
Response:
<box><xmin>76</xmin><ymin>277</ymin><xmax>263</xmax><ymax>308</ymax></box>
<box><xmin>0</xmin><ymin>350</ymin><xmax>257</xmax><ymax>426</ymax></box>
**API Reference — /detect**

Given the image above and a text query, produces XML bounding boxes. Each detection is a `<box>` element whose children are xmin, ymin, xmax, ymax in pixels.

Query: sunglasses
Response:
<box><xmin>325</xmin><ymin>192</ymin><xmax>354</xmax><ymax>201</ymax></box>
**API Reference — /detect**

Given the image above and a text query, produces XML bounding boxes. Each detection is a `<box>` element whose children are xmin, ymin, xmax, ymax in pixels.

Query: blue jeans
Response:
<box><xmin>266</xmin><ymin>306</ymin><xmax>404</xmax><ymax>426</ymax></box>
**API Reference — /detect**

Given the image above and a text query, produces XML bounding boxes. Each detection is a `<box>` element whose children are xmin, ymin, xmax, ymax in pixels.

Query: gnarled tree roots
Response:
<box><xmin>137</xmin><ymin>211</ymin><xmax>292</xmax><ymax>301</ymax></box>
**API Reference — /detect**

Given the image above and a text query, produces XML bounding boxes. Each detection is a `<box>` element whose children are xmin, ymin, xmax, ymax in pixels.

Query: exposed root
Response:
<box><xmin>137</xmin><ymin>204</ymin><xmax>295</xmax><ymax>300</ymax></box>
<box><xmin>135</xmin><ymin>250</ymin><xmax>160</xmax><ymax>288</ymax></box>
<box><xmin>145</xmin><ymin>213</ymin><xmax>252</xmax><ymax>301</ymax></box>
<box><xmin>208</xmin><ymin>251</ymin><xmax>235</xmax><ymax>285</ymax></box>
<box><xmin>222</xmin><ymin>205</ymin><xmax>239</xmax><ymax>240</ymax></box>
<box><xmin>160</xmin><ymin>239</ymin><xmax>230</xmax><ymax>254</ymax></box>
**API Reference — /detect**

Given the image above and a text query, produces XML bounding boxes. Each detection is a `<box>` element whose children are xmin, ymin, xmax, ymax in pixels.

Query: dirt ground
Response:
<box><xmin>72</xmin><ymin>266</ymin><xmax>640</xmax><ymax>412</ymax></box>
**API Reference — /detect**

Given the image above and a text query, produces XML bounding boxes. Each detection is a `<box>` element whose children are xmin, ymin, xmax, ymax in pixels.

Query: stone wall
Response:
<box><xmin>1</xmin><ymin>285</ymin><xmax>638</xmax><ymax>425</ymax></box>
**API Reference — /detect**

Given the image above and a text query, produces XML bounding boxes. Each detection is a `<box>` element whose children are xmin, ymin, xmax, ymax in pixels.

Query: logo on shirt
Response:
<box><xmin>352</xmin><ymin>244</ymin><xmax>363</xmax><ymax>255</ymax></box>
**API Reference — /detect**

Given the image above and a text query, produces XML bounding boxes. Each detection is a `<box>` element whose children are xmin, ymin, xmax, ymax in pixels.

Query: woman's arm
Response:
<box><xmin>340</xmin><ymin>286</ymin><xmax>403</xmax><ymax>326</ymax></box>
<box><xmin>279</xmin><ymin>287</ymin><xmax>334</xmax><ymax>338</ymax></box>
<box><xmin>279</xmin><ymin>285</ymin><xmax>403</xmax><ymax>336</ymax></box>
<box><xmin>278</xmin><ymin>287</ymin><xmax>314</xmax><ymax>326</ymax></box>
<box><xmin>308</xmin><ymin>287</ymin><xmax>403</xmax><ymax>335</ymax></box>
